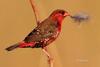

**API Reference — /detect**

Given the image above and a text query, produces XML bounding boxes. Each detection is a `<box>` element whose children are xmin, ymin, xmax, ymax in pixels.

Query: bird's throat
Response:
<box><xmin>57</xmin><ymin>17</ymin><xmax>63</xmax><ymax>32</ymax></box>
<box><xmin>57</xmin><ymin>22</ymin><xmax>62</xmax><ymax>32</ymax></box>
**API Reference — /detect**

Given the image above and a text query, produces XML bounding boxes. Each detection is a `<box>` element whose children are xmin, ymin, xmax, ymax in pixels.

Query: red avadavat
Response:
<box><xmin>5</xmin><ymin>0</ymin><xmax>89</xmax><ymax>67</ymax></box>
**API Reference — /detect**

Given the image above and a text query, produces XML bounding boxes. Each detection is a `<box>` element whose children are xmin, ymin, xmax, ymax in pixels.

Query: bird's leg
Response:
<box><xmin>42</xmin><ymin>47</ymin><xmax>54</xmax><ymax>67</ymax></box>
<box><xmin>29</xmin><ymin>0</ymin><xmax>41</xmax><ymax>25</ymax></box>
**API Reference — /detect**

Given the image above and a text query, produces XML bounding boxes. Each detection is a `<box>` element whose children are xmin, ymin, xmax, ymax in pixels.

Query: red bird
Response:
<box><xmin>5</xmin><ymin>0</ymin><xmax>89</xmax><ymax>67</ymax></box>
<box><xmin>5</xmin><ymin>0</ymin><xmax>71</xmax><ymax>67</ymax></box>
<box><xmin>6</xmin><ymin>9</ymin><xmax>70</xmax><ymax>67</ymax></box>
<box><xmin>6</xmin><ymin>9</ymin><xmax>70</xmax><ymax>50</ymax></box>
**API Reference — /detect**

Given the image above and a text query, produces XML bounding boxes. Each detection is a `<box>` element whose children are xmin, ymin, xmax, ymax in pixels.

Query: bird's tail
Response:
<box><xmin>5</xmin><ymin>43</ymin><xmax>19</xmax><ymax>51</ymax></box>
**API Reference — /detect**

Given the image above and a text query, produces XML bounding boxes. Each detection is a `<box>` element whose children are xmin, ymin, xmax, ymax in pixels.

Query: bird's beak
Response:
<box><xmin>64</xmin><ymin>12</ymin><xmax>70</xmax><ymax>17</ymax></box>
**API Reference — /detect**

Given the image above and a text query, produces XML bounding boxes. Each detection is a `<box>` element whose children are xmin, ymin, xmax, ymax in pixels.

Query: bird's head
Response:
<box><xmin>49</xmin><ymin>9</ymin><xmax>70</xmax><ymax>22</ymax></box>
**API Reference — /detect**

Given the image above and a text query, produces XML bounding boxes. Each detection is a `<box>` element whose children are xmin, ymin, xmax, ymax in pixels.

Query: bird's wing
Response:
<box><xmin>24</xmin><ymin>28</ymin><xmax>42</xmax><ymax>42</ymax></box>
<box><xmin>24</xmin><ymin>18</ymin><xmax>58</xmax><ymax>43</ymax></box>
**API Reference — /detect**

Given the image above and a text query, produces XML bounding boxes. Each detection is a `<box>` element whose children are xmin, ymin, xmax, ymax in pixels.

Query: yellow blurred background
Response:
<box><xmin>0</xmin><ymin>0</ymin><xmax>100</xmax><ymax>67</ymax></box>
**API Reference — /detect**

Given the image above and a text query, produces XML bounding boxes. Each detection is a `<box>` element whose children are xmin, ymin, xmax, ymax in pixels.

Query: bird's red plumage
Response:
<box><xmin>6</xmin><ymin>9</ymin><xmax>70</xmax><ymax>50</ymax></box>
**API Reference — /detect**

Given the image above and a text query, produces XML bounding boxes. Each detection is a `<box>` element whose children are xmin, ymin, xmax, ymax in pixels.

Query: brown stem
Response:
<box><xmin>42</xmin><ymin>47</ymin><xmax>54</xmax><ymax>67</ymax></box>
<box><xmin>29</xmin><ymin>0</ymin><xmax>41</xmax><ymax>25</ymax></box>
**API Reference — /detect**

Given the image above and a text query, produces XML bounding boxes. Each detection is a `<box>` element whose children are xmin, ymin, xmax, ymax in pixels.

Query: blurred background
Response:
<box><xmin>0</xmin><ymin>0</ymin><xmax>100</xmax><ymax>67</ymax></box>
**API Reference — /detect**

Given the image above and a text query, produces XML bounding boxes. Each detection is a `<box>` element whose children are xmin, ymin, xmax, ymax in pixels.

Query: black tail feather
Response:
<box><xmin>5</xmin><ymin>44</ymin><xmax>19</xmax><ymax>51</ymax></box>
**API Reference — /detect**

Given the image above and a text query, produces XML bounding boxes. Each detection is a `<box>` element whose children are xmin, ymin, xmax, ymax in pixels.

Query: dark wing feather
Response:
<box><xmin>24</xmin><ymin>18</ymin><xmax>58</xmax><ymax>43</ymax></box>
